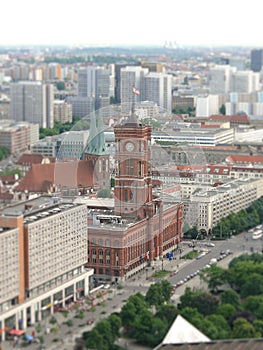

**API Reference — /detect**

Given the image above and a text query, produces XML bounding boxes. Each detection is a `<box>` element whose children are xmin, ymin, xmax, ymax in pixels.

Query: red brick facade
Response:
<box><xmin>87</xmin><ymin>119</ymin><xmax>183</xmax><ymax>282</ymax></box>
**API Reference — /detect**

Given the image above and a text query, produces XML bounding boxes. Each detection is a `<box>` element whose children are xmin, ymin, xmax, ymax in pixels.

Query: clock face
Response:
<box><xmin>125</xmin><ymin>142</ymin><xmax>134</xmax><ymax>152</ymax></box>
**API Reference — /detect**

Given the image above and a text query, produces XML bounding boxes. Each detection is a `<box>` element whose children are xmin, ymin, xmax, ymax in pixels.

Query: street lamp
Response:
<box><xmin>161</xmin><ymin>258</ymin><xmax>164</xmax><ymax>271</ymax></box>
<box><xmin>146</xmin><ymin>268</ymin><xmax>148</xmax><ymax>280</ymax></box>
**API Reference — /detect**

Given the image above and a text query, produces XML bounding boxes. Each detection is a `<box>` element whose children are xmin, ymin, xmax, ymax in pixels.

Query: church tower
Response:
<box><xmin>83</xmin><ymin>114</ymin><xmax>110</xmax><ymax>189</ymax></box>
<box><xmin>114</xmin><ymin>88</ymin><xmax>155</xmax><ymax>220</ymax></box>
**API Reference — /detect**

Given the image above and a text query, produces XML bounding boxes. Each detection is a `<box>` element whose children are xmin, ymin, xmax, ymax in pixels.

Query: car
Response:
<box><xmin>176</xmin><ymin>280</ymin><xmax>184</xmax><ymax>287</ymax></box>
<box><xmin>170</xmin><ymin>270</ymin><xmax>178</xmax><ymax>276</ymax></box>
<box><xmin>206</xmin><ymin>242</ymin><xmax>215</xmax><ymax>247</ymax></box>
<box><xmin>103</xmin><ymin>284</ymin><xmax>110</xmax><ymax>289</ymax></box>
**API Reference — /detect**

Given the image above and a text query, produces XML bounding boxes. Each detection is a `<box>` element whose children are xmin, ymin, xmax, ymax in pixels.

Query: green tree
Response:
<box><xmin>180</xmin><ymin>307</ymin><xmax>205</xmax><ymax>331</ymax></box>
<box><xmin>199</xmin><ymin>264</ymin><xmax>226</xmax><ymax>292</ymax></box>
<box><xmin>145</xmin><ymin>283</ymin><xmax>165</xmax><ymax>307</ymax></box>
<box><xmin>141</xmin><ymin>118</ymin><xmax>161</xmax><ymax>130</ymax></box>
<box><xmin>145</xmin><ymin>280</ymin><xmax>172</xmax><ymax>307</ymax></box>
<box><xmin>120</xmin><ymin>293</ymin><xmax>148</xmax><ymax>330</ymax></box>
<box><xmin>231</xmin><ymin>317</ymin><xmax>260</xmax><ymax>339</ymax></box>
<box><xmin>56</xmin><ymin>81</ymin><xmax>65</xmax><ymax>91</ymax></box>
<box><xmin>253</xmin><ymin>320</ymin><xmax>263</xmax><ymax>337</ymax></box>
<box><xmin>0</xmin><ymin>146</ymin><xmax>10</xmax><ymax>160</ymax></box>
<box><xmin>220</xmin><ymin>289</ymin><xmax>241</xmax><ymax>310</ymax></box>
<box><xmin>240</xmin><ymin>273</ymin><xmax>263</xmax><ymax>298</ymax></box>
<box><xmin>107</xmin><ymin>314</ymin><xmax>121</xmax><ymax>338</ymax></box>
<box><xmin>95</xmin><ymin>319</ymin><xmax>114</xmax><ymax>347</ymax></box>
<box><xmin>0</xmin><ymin>168</ymin><xmax>22</xmax><ymax>178</ymax></box>
<box><xmin>219</xmin><ymin>104</ymin><xmax>226</xmax><ymax>115</ymax></box>
<box><xmin>178</xmin><ymin>287</ymin><xmax>219</xmax><ymax>316</ymax></box>
<box><xmin>243</xmin><ymin>295</ymin><xmax>263</xmax><ymax>320</ymax></box>
<box><xmin>206</xmin><ymin>314</ymin><xmax>230</xmax><ymax>339</ymax></box>
<box><xmin>216</xmin><ymin>303</ymin><xmax>236</xmax><ymax>320</ymax></box>
<box><xmin>85</xmin><ymin>329</ymin><xmax>105</xmax><ymax>350</ymax></box>
<box><xmin>155</xmin><ymin>304</ymin><xmax>178</xmax><ymax>327</ymax></box>
<box><xmin>198</xmin><ymin>318</ymin><xmax>218</xmax><ymax>339</ymax></box>
<box><xmin>97</xmin><ymin>188</ymin><xmax>113</xmax><ymax>198</ymax></box>
<box><xmin>130</xmin><ymin>309</ymin><xmax>167</xmax><ymax>347</ymax></box>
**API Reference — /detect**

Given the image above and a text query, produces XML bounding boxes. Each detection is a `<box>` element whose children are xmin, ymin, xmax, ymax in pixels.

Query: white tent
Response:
<box><xmin>154</xmin><ymin>314</ymin><xmax>210</xmax><ymax>349</ymax></box>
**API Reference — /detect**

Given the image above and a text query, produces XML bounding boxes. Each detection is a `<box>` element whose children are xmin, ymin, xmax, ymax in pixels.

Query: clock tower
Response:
<box><xmin>114</xmin><ymin>113</ymin><xmax>154</xmax><ymax>220</ymax></box>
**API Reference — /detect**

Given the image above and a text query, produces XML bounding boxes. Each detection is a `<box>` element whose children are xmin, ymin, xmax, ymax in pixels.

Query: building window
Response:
<box><xmin>99</xmin><ymin>250</ymin><xmax>103</xmax><ymax>264</ymax></box>
<box><xmin>106</xmin><ymin>250</ymin><xmax>110</xmax><ymax>264</ymax></box>
<box><xmin>126</xmin><ymin>158</ymin><xmax>134</xmax><ymax>175</ymax></box>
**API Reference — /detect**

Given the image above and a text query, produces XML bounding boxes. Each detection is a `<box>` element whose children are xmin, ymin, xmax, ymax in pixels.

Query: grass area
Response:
<box><xmin>151</xmin><ymin>270</ymin><xmax>170</xmax><ymax>278</ymax></box>
<box><xmin>183</xmin><ymin>250</ymin><xmax>199</xmax><ymax>259</ymax></box>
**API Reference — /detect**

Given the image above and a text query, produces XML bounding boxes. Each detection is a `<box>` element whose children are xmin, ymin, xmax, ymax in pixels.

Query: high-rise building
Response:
<box><xmin>251</xmin><ymin>49</ymin><xmax>263</xmax><ymax>72</ymax></box>
<box><xmin>78</xmin><ymin>66</ymin><xmax>111</xmax><ymax>111</ymax></box>
<box><xmin>230</xmin><ymin>71</ymin><xmax>260</xmax><ymax>93</ymax></box>
<box><xmin>120</xmin><ymin>66</ymin><xmax>149</xmax><ymax>114</ymax></box>
<box><xmin>114</xmin><ymin>63</ymin><xmax>139</xmax><ymax>104</ymax></box>
<box><xmin>66</xmin><ymin>96</ymin><xmax>94</xmax><ymax>118</ymax></box>
<box><xmin>10</xmin><ymin>81</ymin><xmax>54</xmax><ymax>128</ymax></box>
<box><xmin>209</xmin><ymin>65</ymin><xmax>236</xmax><ymax>94</ymax></box>
<box><xmin>143</xmin><ymin>72</ymin><xmax>172</xmax><ymax>112</ymax></box>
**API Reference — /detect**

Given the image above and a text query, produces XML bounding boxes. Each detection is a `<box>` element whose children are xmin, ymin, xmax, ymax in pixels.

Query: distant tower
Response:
<box><xmin>251</xmin><ymin>49</ymin><xmax>263</xmax><ymax>72</ymax></box>
<box><xmin>114</xmin><ymin>87</ymin><xmax>155</xmax><ymax>220</ymax></box>
<box><xmin>83</xmin><ymin>114</ymin><xmax>110</xmax><ymax>189</ymax></box>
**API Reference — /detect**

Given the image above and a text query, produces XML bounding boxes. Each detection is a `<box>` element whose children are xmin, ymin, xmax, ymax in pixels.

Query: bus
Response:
<box><xmin>252</xmin><ymin>230</ymin><xmax>262</xmax><ymax>240</ymax></box>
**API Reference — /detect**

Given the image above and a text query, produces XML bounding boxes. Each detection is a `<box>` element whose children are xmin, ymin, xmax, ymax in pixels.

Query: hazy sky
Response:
<box><xmin>1</xmin><ymin>0</ymin><xmax>263</xmax><ymax>47</ymax></box>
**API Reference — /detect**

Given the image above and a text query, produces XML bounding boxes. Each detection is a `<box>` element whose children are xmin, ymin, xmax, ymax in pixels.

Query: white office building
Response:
<box><xmin>143</xmin><ymin>72</ymin><xmax>172</xmax><ymax>112</ymax></box>
<box><xmin>209</xmin><ymin>65</ymin><xmax>236</xmax><ymax>94</ymax></box>
<box><xmin>120</xmin><ymin>66</ymin><xmax>149</xmax><ymax>114</ymax></box>
<box><xmin>195</xmin><ymin>95</ymin><xmax>220</xmax><ymax>118</ymax></box>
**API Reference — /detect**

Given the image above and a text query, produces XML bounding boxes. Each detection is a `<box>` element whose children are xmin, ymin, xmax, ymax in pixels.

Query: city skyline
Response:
<box><xmin>1</xmin><ymin>0</ymin><xmax>263</xmax><ymax>48</ymax></box>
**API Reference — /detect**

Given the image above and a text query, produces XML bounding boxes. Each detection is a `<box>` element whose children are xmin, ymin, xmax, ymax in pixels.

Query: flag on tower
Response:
<box><xmin>132</xmin><ymin>86</ymin><xmax>140</xmax><ymax>95</ymax></box>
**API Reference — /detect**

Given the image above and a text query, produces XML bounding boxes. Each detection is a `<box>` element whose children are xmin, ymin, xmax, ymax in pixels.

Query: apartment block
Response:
<box><xmin>184</xmin><ymin>178</ymin><xmax>263</xmax><ymax>232</ymax></box>
<box><xmin>0</xmin><ymin>196</ymin><xmax>93</xmax><ymax>340</ymax></box>
<box><xmin>0</xmin><ymin>120</ymin><xmax>38</xmax><ymax>154</ymax></box>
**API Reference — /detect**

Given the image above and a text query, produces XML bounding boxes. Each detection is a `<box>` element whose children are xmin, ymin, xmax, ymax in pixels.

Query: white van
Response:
<box><xmin>210</xmin><ymin>258</ymin><xmax>217</xmax><ymax>264</ymax></box>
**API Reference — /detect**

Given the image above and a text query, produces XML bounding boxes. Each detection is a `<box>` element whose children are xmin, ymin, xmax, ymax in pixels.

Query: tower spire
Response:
<box><xmin>124</xmin><ymin>86</ymin><xmax>140</xmax><ymax>125</ymax></box>
<box><xmin>86</xmin><ymin>113</ymin><xmax>98</xmax><ymax>154</ymax></box>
